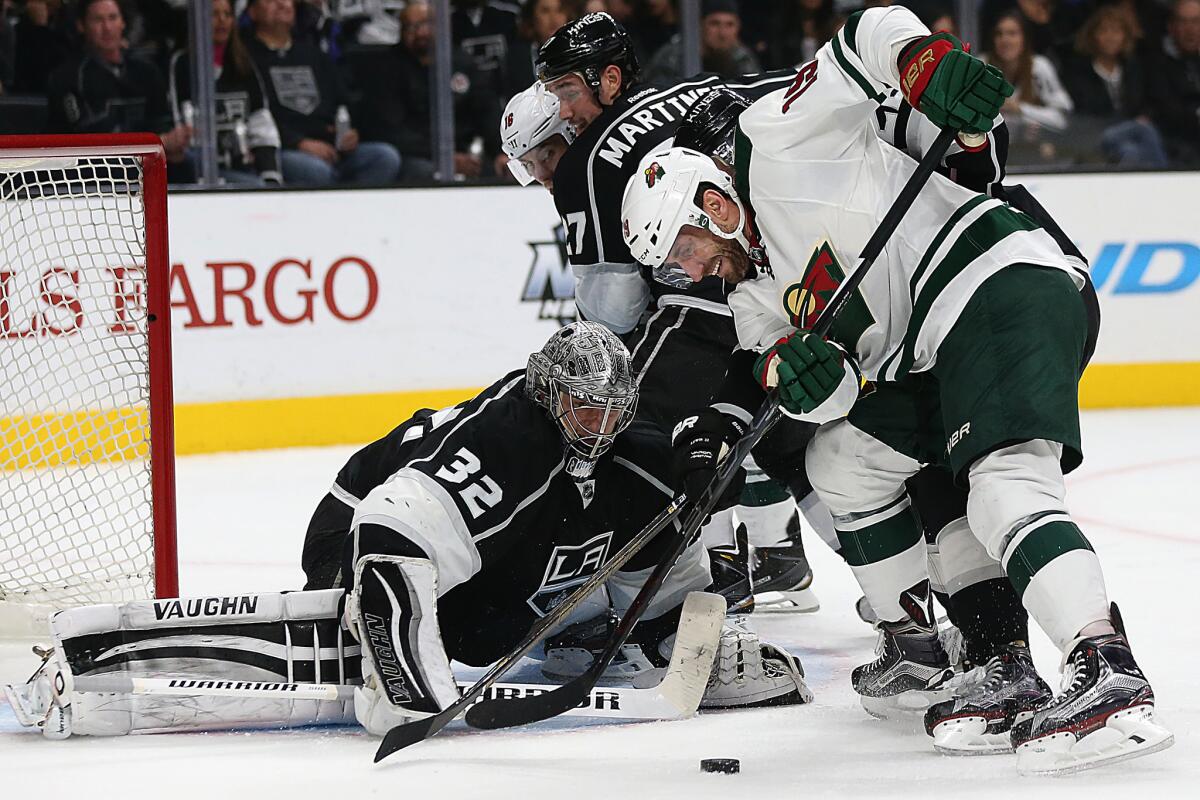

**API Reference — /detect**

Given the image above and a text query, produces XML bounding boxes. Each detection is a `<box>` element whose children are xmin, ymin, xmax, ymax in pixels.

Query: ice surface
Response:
<box><xmin>2</xmin><ymin>408</ymin><xmax>1197</xmax><ymax>798</ymax></box>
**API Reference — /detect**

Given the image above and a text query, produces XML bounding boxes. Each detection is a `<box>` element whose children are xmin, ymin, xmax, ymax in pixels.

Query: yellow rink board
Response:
<box><xmin>4</xmin><ymin>363</ymin><xmax>1199</xmax><ymax>461</ymax></box>
<box><xmin>162</xmin><ymin>361</ymin><xmax>1200</xmax><ymax>454</ymax></box>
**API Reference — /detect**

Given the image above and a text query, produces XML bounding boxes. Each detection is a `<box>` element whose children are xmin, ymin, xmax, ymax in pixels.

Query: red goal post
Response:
<box><xmin>0</xmin><ymin>133</ymin><xmax>178</xmax><ymax>632</ymax></box>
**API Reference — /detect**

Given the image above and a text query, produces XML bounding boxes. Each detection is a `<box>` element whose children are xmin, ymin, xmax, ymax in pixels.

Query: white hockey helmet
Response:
<box><xmin>620</xmin><ymin>146</ymin><xmax>750</xmax><ymax>288</ymax></box>
<box><xmin>501</xmin><ymin>83</ymin><xmax>576</xmax><ymax>185</ymax></box>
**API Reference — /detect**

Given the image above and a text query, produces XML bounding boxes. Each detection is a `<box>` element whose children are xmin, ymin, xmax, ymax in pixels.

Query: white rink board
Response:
<box><xmin>165</xmin><ymin>185</ymin><xmax>571</xmax><ymax>404</ymax></box>
<box><xmin>1015</xmin><ymin>171</ymin><xmax>1200</xmax><ymax>364</ymax></box>
<box><xmin>161</xmin><ymin>172</ymin><xmax>1200</xmax><ymax>406</ymax></box>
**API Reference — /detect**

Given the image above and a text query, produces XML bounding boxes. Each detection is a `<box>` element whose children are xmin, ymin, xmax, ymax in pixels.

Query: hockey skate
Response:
<box><xmin>1012</xmin><ymin>611</ymin><xmax>1174</xmax><ymax>775</ymax></box>
<box><xmin>541</xmin><ymin>611</ymin><xmax>661</xmax><ymax>682</ymax></box>
<box><xmin>852</xmin><ymin>585</ymin><xmax>953</xmax><ymax>719</ymax></box>
<box><xmin>924</xmin><ymin>643</ymin><xmax>1052</xmax><ymax>755</ymax></box>
<box><xmin>750</xmin><ymin>515</ymin><xmax>820</xmax><ymax>613</ymax></box>
<box><xmin>706</xmin><ymin>522</ymin><xmax>755</xmax><ymax>614</ymax></box>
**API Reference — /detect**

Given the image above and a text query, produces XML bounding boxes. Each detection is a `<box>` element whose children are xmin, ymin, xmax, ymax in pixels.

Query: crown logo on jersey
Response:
<box><xmin>644</xmin><ymin>162</ymin><xmax>665</xmax><ymax>188</ymax></box>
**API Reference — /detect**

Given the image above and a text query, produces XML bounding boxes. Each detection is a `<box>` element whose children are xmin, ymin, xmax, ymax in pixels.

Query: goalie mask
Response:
<box><xmin>526</xmin><ymin>322</ymin><xmax>638</xmax><ymax>480</ymax></box>
<box><xmin>501</xmin><ymin>83</ymin><xmax>576</xmax><ymax>186</ymax></box>
<box><xmin>620</xmin><ymin>146</ymin><xmax>754</xmax><ymax>289</ymax></box>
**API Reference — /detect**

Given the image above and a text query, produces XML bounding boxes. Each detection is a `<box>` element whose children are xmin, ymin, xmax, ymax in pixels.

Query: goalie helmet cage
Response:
<box><xmin>0</xmin><ymin>133</ymin><xmax>178</xmax><ymax>637</ymax></box>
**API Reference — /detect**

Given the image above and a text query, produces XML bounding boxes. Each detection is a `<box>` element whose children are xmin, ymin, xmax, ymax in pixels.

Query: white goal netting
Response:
<box><xmin>0</xmin><ymin>150</ymin><xmax>169</xmax><ymax>634</ymax></box>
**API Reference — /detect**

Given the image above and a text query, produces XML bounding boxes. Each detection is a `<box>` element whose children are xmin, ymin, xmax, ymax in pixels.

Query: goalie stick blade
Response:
<box><xmin>373</xmin><ymin>712</ymin><xmax>447</xmax><ymax>762</ymax></box>
<box><xmin>465</xmin><ymin>660</ymin><xmax>600</xmax><ymax>730</ymax></box>
<box><xmin>653</xmin><ymin>591</ymin><xmax>724</xmax><ymax>715</ymax></box>
<box><xmin>464</xmin><ymin>591</ymin><xmax>724</xmax><ymax>730</ymax></box>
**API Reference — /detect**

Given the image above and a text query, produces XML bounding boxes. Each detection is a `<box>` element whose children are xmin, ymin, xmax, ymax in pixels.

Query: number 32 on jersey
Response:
<box><xmin>435</xmin><ymin>447</ymin><xmax>503</xmax><ymax>519</ymax></box>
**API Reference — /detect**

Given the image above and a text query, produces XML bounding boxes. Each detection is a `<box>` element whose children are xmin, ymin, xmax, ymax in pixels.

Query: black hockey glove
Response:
<box><xmin>671</xmin><ymin>407</ymin><xmax>747</xmax><ymax>515</ymax></box>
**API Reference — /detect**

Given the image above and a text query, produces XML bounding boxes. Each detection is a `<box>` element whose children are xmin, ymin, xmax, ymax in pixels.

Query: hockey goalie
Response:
<box><xmin>5</xmin><ymin>323</ymin><xmax>811</xmax><ymax>739</ymax></box>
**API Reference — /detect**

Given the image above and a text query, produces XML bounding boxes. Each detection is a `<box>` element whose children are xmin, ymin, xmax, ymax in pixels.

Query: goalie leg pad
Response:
<box><xmin>350</xmin><ymin>554</ymin><xmax>459</xmax><ymax>735</ymax></box>
<box><xmin>701</xmin><ymin>617</ymin><xmax>814</xmax><ymax>709</ymax></box>
<box><xmin>3</xmin><ymin>590</ymin><xmax>357</xmax><ymax>737</ymax></box>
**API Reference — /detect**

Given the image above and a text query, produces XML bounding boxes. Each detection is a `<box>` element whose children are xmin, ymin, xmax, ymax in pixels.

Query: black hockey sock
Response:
<box><xmin>947</xmin><ymin>577</ymin><xmax>1030</xmax><ymax>665</ymax></box>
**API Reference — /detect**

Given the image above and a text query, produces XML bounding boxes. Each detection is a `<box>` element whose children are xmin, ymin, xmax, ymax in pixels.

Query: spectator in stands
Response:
<box><xmin>644</xmin><ymin>0</ymin><xmax>760</xmax><ymax>82</ymax></box>
<box><xmin>46</xmin><ymin>0</ymin><xmax>193</xmax><ymax>178</ymax></box>
<box><xmin>293</xmin><ymin>0</ymin><xmax>343</xmax><ymax>57</ymax></box>
<box><xmin>503</xmin><ymin>0</ymin><xmax>577</xmax><ymax>98</ymax></box>
<box><xmin>169</xmin><ymin>0</ymin><xmax>284</xmax><ymax>185</ymax></box>
<box><xmin>246</xmin><ymin>0</ymin><xmax>400</xmax><ymax>185</ymax></box>
<box><xmin>1062</xmin><ymin>4</ymin><xmax>1167</xmax><ymax>166</ymax></box>
<box><xmin>11</xmin><ymin>0</ymin><xmax>75</xmax><ymax>94</ymax></box>
<box><xmin>1</xmin><ymin>1</ymin><xmax>15</xmax><ymax>93</ymax></box>
<box><xmin>625</xmin><ymin>0</ymin><xmax>678</xmax><ymax>65</ymax></box>
<box><xmin>354</xmin><ymin>0</ymin><xmax>501</xmax><ymax>181</ymax></box>
<box><xmin>1146</xmin><ymin>0</ymin><xmax>1200</xmax><ymax>164</ymax></box>
<box><xmin>761</xmin><ymin>0</ymin><xmax>841</xmax><ymax>68</ymax></box>
<box><xmin>453</xmin><ymin>0</ymin><xmax>519</xmax><ymax>89</ymax></box>
<box><xmin>984</xmin><ymin>10</ymin><xmax>1075</xmax><ymax>134</ymax></box>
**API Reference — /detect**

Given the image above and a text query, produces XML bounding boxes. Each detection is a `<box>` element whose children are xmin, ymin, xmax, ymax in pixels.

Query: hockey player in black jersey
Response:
<box><xmin>5</xmin><ymin>324</ymin><xmax>810</xmax><ymax>740</ymax></box>
<box><xmin>535</xmin><ymin>11</ymin><xmax>819</xmax><ymax>615</ymax></box>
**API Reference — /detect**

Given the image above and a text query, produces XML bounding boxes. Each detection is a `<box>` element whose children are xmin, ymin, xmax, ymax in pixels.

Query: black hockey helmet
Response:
<box><xmin>536</xmin><ymin>12</ymin><xmax>640</xmax><ymax>97</ymax></box>
<box><xmin>674</xmin><ymin>88</ymin><xmax>751</xmax><ymax>164</ymax></box>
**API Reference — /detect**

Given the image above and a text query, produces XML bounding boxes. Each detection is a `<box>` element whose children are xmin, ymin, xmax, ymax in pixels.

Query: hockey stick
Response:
<box><xmin>372</xmin><ymin>494</ymin><xmax>689</xmax><ymax>761</ymax></box>
<box><xmin>68</xmin><ymin>667</ymin><xmax>724</xmax><ymax>722</ymax></box>
<box><xmin>463</xmin><ymin>396</ymin><xmax>778</xmax><ymax>731</ymax></box>
<box><xmin>464</xmin><ymin>128</ymin><xmax>961</xmax><ymax>731</ymax></box>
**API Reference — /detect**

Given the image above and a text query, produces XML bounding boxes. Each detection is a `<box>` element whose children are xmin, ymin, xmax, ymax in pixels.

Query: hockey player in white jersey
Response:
<box><xmin>500</xmin><ymin>82</ymin><xmax>575</xmax><ymax>193</ymax></box>
<box><xmin>618</xmin><ymin>5</ymin><xmax>1172</xmax><ymax>775</ymax></box>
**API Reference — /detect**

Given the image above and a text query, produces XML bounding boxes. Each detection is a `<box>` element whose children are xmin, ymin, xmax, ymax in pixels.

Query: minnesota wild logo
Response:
<box><xmin>644</xmin><ymin>162</ymin><xmax>665</xmax><ymax>187</ymax></box>
<box><xmin>782</xmin><ymin>242</ymin><xmax>873</xmax><ymax>349</ymax></box>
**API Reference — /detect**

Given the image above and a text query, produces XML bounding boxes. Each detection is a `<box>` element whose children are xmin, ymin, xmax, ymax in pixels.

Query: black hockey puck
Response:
<box><xmin>700</xmin><ymin>758</ymin><xmax>740</xmax><ymax>774</ymax></box>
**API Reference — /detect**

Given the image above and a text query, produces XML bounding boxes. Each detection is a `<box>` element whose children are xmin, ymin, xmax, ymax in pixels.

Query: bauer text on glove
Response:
<box><xmin>898</xmin><ymin>32</ymin><xmax>1013</xmax><ymax>134</ymax></box>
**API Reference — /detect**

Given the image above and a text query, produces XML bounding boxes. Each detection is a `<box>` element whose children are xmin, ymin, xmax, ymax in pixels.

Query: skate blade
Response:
<box><xmin>932</xmin><ymin>716</ymin><xmax>1013</xmax><ymax>756</ymax></box>
<box><xmin>753</xmin><ymin>588</ymin><xmax>820</xmax><ymax>613</ymax></box>
<box><xmin>1016</xmin><ymin>704</ymin><xmax>1175</xmax><ymax>776</ymax></box>
<box><xmin>861</xmin><ymin>686</ymin><xmax>952</xmax><ymax>721</ymax></box>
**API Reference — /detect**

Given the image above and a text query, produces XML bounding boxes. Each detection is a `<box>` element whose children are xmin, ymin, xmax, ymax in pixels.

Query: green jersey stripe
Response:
<box><xmin>896</xmin><ymin>205</ymin><xmax>1041</xmax><ymax>375</ymax></box>
<box><xmin>831</xmin><ymin>35</ymin><xmax>884</xmax><ymax>102</ymax></box>
<box><xmin>842</xmin><ymin>11</ymin><xmax>865</xmax><ymax>56</ymax></box>
<box><xmin>733</xmin><ymin>124</ymin><xmax>753</xmax><ymax>209</ymax></box>
<box><xmin>909</xmin><ymin>194</ymin><xmax>990</xmax><ymax>298</ymax></box>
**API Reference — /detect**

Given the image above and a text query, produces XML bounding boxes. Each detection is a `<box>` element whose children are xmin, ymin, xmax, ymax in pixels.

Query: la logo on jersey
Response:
<box><xmin>527</xmin><ymin>531</ymin><xmax>614</xmax><ymax>616</ymax></box>
<box><xmin>782</xmin><ymin>242</ymin><xmax>874</xmax><ymax>347</ymax></box>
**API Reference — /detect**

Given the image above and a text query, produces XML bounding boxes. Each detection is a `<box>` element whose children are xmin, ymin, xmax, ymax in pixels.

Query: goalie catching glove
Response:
<box><xmin>754</xmin><ymin>332</ymin><xmax>860</xmax><ymax>423</ymax></box>
<box><xmin>898</xmin><ymin>32</ymin><xmax>1012</xmax><ymax>134</ymax></box>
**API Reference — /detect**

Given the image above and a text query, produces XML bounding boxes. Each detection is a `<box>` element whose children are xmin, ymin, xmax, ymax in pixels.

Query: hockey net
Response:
<box><xmin>0</xmin><ymin>134</ymin><xmax>177</xmax><ymax>637</ymax></box>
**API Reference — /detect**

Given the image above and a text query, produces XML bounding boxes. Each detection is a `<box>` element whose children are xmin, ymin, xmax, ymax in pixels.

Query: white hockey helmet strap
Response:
<box><xmin>621</xmin><ymin>146</ymin><xmax>750</xmax><ymax>288</ymax></box>
<box><xmin>501</xmin><ymin>83</ymin><xmax>576</xmax><ymax>185</ymax></box>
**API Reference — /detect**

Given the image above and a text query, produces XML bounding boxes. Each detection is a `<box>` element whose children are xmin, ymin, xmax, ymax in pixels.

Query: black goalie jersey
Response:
<box><xmin>303</xmin><ymin>371</ymin><xmax>709</xmax><ymax>666</ymax></box>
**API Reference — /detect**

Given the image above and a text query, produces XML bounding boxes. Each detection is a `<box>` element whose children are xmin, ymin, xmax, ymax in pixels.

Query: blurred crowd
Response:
<box><xmin>2</xmin><ymin>0</ymin><xmax>1198</xmax><ymax>187</ymax></box>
